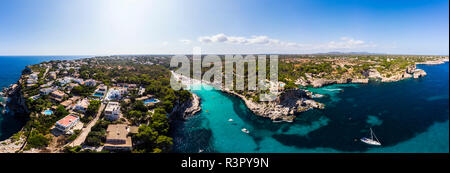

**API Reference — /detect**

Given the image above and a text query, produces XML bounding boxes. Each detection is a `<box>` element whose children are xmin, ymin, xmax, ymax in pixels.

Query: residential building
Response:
<box><xmin>72</xmin><ymin>78</ymin><xmax>84</xmax><ymax>85</ymax></box>
<box><xmin>104</xmin><ymin>124</ymin><xmax>132</xmax><ymax>151</ymax></box>
<box><xmin>93</xmin><ymin>84</ymin><xmax>108</xmax><ymax>97</ymax></box>
<box><xmin>49</xmin><ymin>72</ymin><xmax>57</xmax><ymax>80</ymax></box>
<box><xmin>60</xmin><ymin>100</ymin><xmax>73</xmax><ymax>108</ymax></box>
<box><xmin>66</xmin><ymin>83</ymin><xmax>79</xmax><ymax>91</ymax></box>
<box><xmin>30</xmin><ymin>95</ymin><xmax>41</xmax><ymax>101</ymax></box>
<box><xmin>84</xmin><ymin>79</ymin><xmax>97</xmax><ymax>86</ymax></box>
<box><xmin>58</xmin><ymin>77</ymin><xmax>72</xmax><ymax>85</ymax></box>
<box><xmin>75</xmin><ymin>99</ymin><xmax>90</xmax><ymax>113</ymax></box>
<box><xmin>51</xmin><ymin>90</ymin><xmax>67</xmax><ymax>102</ymax></box>
<box><xmin>106</xmin><ymin>89</ymin><xmax>122</xmax><ymax>101</ymax></box>
<box><xmin>128</xmin><ymin>84</ymin><xmax>137</xmax><ymax>90</ymax></box>
<box><xmin>29</xmin><ymin>73</ymin><xmax>39</xmax><ymax>80</ymax></box>
<box><xmin>138</xmin><ymin>87</ymin><xmax>145</xmax><ymax>96</ymax></box>
<box><xmin>104</xmin><ymin>102</ymin><xmax>120</xmax><ymax>121</ymax></box>
<box><xmin>55</xmin><ymin>114</ymin><xmax>79</xmax><ymax>132</ymax></box>
<box><xmin>40</xmin><ymin>81</ymin><xmax>54</xmax><ymax>88</ymax></box>
<box><xmin>40</xmin><ymin>87</ymin><xmax>56</xmax><ymax>95</ymax></box>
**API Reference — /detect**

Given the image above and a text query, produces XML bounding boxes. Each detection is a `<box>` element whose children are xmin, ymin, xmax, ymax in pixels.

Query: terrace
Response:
<box><xmin>103</xmin><ymin>124</ymin><xmax>132</xmax><ymax>151</ymax></box>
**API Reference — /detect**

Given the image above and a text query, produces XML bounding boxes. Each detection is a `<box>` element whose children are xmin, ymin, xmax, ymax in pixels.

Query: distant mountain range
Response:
<box><xmin>314</xmin><ymin>51</ymin><xmax>386</xmax><ymax>55</ymax></box>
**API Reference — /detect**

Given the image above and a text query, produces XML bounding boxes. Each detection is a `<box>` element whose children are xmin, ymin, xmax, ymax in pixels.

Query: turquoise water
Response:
<box><xmin>43</xmin><ymin>110</ymin><xmax>53</xmax><ymax>116</ymax></box>
<box><xmin>172</xmin><ymin>63</ymin><xmax>449</xmax><ymax>153</ymax></box>
<box><xmin>144</xmin><ymin>98</ymin><xmax>159</xmax><ymax>104</ymax></box>
<box><xmin>0</xmin><ymin>56</ymin><xmax>89</xmax><ymax>140</ymax></box>
<box><xmin>93</xmin><ymin>93</ymin><xmax>104</xmax><ymax>97</ymax></box>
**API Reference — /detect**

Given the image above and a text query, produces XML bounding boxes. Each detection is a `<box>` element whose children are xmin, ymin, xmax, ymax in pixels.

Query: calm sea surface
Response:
<box><xmin>171</xmin><ymin>62</ymin><xmax>449</xmax><ymax>153</ymax></box>
<box><xmin>0</xmin><ymin>56</ymin><xmax>89</xmax><ymax>140</ymax></box>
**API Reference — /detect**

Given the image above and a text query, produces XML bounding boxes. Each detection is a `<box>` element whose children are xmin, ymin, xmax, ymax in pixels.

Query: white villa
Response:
<box><xmin>58</xmin><ymin>77</ymin><xmax>73</xmax><ymax>85</ymax></box>
<box><xmin>84</xmin><ymin>79</ymin><xmax>97</xmax><ymax>86</ymax></box>
<box><xmin>105</xmin><ymin>89</ymin><xmax>122</xmax><ymax>101</ymax></box>
<box><xmin>40</xmin><ymin>87</ymin><xmax>57</xmax><ymax>95</ymax></box>
<box><xmin>94</xmin><ymin>84</ymin><xmax>108</xmax><ymax>97</ymax></box>
<box><xmin>74</xmin><ymin>99</ymin><xmax>90</xmax><ymax>113</ymax></box>
<box><xmin>72</xmin><ymin>78</ymin><xmax>84</xmax><ymax>85</ymax></box>
<box><xmin>104</xmin><ymin>102</ymin><xmax>121</xmax><ymax>121</ymax></box>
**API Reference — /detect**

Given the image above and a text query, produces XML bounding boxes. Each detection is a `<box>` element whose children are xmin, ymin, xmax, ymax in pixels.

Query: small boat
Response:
<box><xmin>241</xmin><ymin>128</ymin><xmax>249</xmax><ymax>133</ymax></box>
<box><xmin>228</xmin><ymin>119</ymin><xmax>233</xmax><ymax>122</ymax></box>
<box><xmin>360</xmin><ymin>128</ymin><xmax>381</xmax><ymax>146</ymax></box>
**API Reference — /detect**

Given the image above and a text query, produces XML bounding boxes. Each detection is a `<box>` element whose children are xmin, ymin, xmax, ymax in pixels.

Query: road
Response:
<box><xmin>42</xmin><ymin>66</ymin><xmax>50</xmax><ymax>79</ymax></box>
<box><xmin>67</xmin><ymin>103</ymin><xmax>105</xmax><ymax>147</ymax></box>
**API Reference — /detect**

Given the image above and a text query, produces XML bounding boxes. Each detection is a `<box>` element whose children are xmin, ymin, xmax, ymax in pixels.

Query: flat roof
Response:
<box><xmin>52</xmin><ymin>90</ymin><xmax>66</xmax><ymax>96</ymax></box>
<box><xmin>106</xmin><ymin>124</ymin><xmax>129</xmax><ymax>141</ymax></box>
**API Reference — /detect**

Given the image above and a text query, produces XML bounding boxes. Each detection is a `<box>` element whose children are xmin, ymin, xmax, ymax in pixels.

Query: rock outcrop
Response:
<box><xmin>223</xmin><ymin>89</ymin><xmax>324</xmax><ymax>122</ymax></box>
<box><xmin>406</xmin><ymin>65</ymin><xmax>416</xmax><ymax>74</ymax></box>
<box><xmin>413</xmin><ymin>69</ymin><xmax>427</xmax><ymax>79</ymax></box>
<box><xmin>362</xmin><ymin>69</ymin><xmax>382</xmax><ymax>79</ymax></box>
<box><xmin>310</xmin><ymin>79</ymin><xmax>337</xmax><ymax>88</ymax></box>
<box><xmin>351</xmin><ymin>78</ymin><xmax>369</xmax><ymax>84</ymax></box>
<box><xmin>170</xmin><ymin>93</ymin><xmax>202</xmax><ymax>120</ymax></box>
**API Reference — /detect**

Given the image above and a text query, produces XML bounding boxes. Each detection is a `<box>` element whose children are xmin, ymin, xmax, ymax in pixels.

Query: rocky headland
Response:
<box><xmin>222</xmin><ymin>88</ymin><xmax>324</xmax><ymax>122</ymax></box>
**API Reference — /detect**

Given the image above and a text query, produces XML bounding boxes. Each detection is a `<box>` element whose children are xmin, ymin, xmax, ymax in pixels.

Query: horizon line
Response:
<box><xmin>0</xmin><ymin>51</ymin><xmax>449</xmax><ymax>57</ymax></box>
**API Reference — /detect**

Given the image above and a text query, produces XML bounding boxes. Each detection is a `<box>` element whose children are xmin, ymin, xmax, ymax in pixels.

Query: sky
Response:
<box><xmin>0</xmin><ymin>0</ymin><xmax>448</xmax><ymax>55</ymax></box>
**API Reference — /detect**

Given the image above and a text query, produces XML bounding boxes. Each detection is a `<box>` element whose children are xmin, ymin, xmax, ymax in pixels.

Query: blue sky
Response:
<box><xmin>0</xmin><ymin>0</ymin><xmax>448</xmax><ymax>55</ymax></box>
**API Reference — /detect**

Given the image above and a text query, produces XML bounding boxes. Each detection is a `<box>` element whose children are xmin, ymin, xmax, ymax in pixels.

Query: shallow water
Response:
<box><xmin>171</xmin><ymin>62</ymin><xmax>449</xmax><ymax>153</ymax></box>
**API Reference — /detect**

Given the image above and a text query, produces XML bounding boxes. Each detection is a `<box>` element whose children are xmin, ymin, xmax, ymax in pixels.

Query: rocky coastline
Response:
<box><xmin>171</xmin><ymin>71</ymin><xmax>324</xmax><ymax>122</ymax></box>
<box><xmin>222</xmin><ymin>88</ymin><xmax>324</xmax><ymax>122</ymax></box>
<box><xmin>0</xmin><ymin>73</ymin><xmax>30</xmax><ymax>152</ymax></box>
<box><xmin>170</xmin><ymin>93</ymin><xmax>202</xmax><ymax>120</ymax></box>
<box><xmin>415</xmin><ymin>58</ymin><xmax>449</xmax><ymax>65</ymax></box>
<box><xmin>1</xmin><ymin>75</ymin><xmax>30</xmax><ymax>117</ymax></box>
<box><xmin>295</xmin><ymin>64</ymin><xmax>432</xmax><ymax>88</ymax></box>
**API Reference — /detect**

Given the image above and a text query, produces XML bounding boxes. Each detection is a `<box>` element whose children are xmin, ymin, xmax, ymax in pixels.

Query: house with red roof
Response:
<box><xmin>55</xmin><ymin>114</ymin><xmax>79</xmax><ymax>132</ymax></box>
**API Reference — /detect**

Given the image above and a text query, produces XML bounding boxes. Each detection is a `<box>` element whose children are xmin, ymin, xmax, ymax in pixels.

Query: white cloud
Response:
<box><xmin>162</xmin><ymin>41</ymin><xmax>169</xmax><ymax>46</ymax></box>
<box><xmin>196</xmin><ymin>33</ymin><xmax>376</xmax><ymax>52</ymax></box>
<box><xmin>198</xmin><ymin>36</ymin><xmax>212</xmax><ymax>43</ymax></box>
<box><xmin>179</xmin><ymin>39</ymin><xmax>192</xmax><ymax>44</ymax></box>
<box><xmin>198</xmin><ymin>33</ymin><xmax>290</xmax><ymax>46</ymax></box>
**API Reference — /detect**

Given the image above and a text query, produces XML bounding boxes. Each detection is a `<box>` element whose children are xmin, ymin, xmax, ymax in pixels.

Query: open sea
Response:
<box><xmin>0</xmin><ymin>56</ymin><xmax>89</xmax><ymax>140</ymax></box>
<box><xmin>171</xmin><ymin>62</ymin><xmax>449</xmax><ymax>153</ymax></box>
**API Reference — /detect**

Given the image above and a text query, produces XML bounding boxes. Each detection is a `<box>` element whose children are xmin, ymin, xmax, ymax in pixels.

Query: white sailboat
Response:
<box><xmin>360</xmin><ymin>128</ymin><xmax>381</xmax><ymax>146</ymax></box>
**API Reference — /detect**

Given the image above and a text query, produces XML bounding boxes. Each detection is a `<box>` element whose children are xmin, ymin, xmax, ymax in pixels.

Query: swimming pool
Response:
<box><xmin>93</xmin><ymin>93</ymin><xmax>104</xmax><ymax>97</ymax></box>
<box><xmin>43</xmin><ymin>110</ymin><xmax>53</xmax><ymax>115</ymax></box>
<box><xmin>144</xmin><ymin>98</ymin><xmax>159</xmax><ymax>104</ymax></box>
